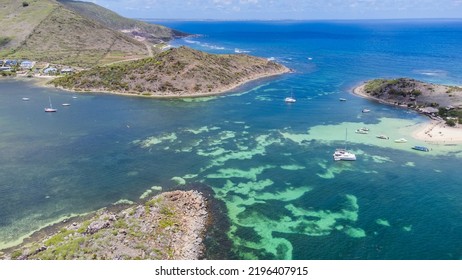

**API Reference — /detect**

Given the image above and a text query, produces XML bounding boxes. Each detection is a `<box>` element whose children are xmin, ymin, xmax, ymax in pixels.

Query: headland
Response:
<box><xmin>48</xmin><ymin>46</ymin><xmax>291</xmax><ymax>98</ymax></box>
<box><xmin>353</xmin><ymin>78</ymin><xmax>462</xmax><ymax>144</ymax></box>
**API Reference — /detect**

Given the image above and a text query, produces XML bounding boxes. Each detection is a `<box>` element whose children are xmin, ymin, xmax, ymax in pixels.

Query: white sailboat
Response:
<box><xmin>44</xmin><ymin>96</ymin><xmax>57</xmax><ymax>112</ymax></box>
<box><xmin>284</xmin><ymin>90</ymin><xmax>296</xmax><ymax>103</ymax></box>
<box><xmin>333</xmin><ymin>129</ymin><xmax>356</xmax><ymax>161</ymax></box>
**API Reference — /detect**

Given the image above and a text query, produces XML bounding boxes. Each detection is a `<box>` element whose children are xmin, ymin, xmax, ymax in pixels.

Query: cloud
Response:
<box><xmin>212</xmin><ymin>0</ymin><xmax>232</xmax><ymax>5</ymax></box>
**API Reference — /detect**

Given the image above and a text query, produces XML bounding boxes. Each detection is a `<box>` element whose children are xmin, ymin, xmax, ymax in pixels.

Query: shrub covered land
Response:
<box><xmin>362</xmin><ymin>78</ymin><xmax>462</xmax><ymax>126</ymax></box>
<box><xmin>51</xmin><ymin>46</ymin><xmax>289</xmax><ymax>97</ymax></box>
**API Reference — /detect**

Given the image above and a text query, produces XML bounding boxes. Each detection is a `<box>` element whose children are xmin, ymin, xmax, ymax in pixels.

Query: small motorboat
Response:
<box><xmin>22</xmin><ymin>97</ymin><xmax>30</xmax><ymax>101</ymax></box>
<box><xmin>412</xmin><ymin>146</ymin><xmax>430</xmax><ymax>152</ymax></box>
<box><xmin>62</xmin><ymin>103</ymin><xmax>71</xmax><ymax>106</ymax></box>
<box><xmin>362</xmin><ymin>109</ymin><xmax>371</xmax><ymax>113</ymax></box>
<box><xmin>376</xmin><ymin>135</ymin><xmax>389</xmax><ymax>140</ymax></box>
<box><xmin>394</xmin><ymin>138</ymin><xmax>408</xmax><ymax>143</ymax></box>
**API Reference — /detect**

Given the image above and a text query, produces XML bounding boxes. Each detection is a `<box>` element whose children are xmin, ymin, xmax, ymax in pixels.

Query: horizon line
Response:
<box><xmin>135</xmin><ymin>17</ymin><xmax>462</xmax><ymax>22</ymax></box>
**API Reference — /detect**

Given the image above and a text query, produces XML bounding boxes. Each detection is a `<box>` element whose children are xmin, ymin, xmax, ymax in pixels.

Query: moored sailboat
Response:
<box><xmin>45</xmin><ymin>96</ymin><xmax>57</xmax><ymax>112</ymax></box>
<box><xmin>284</xmin><ymin>90</ymin><xmax>296</xmax><ymax>103</ymax></box>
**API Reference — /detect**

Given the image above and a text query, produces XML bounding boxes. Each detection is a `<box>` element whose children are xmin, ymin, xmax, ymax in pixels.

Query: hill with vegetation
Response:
<box><xmin>0</xmin><ymin>0</ymin><xmax>184</xmax><ymax>67</ymax></box>
<box><xmin>58</xmin><ymin>0</ymin><xmax>187</xmax><ymax>43</ymax></box>
<box><xmin>50</xmin><ymin>46</ymin><xmax>290</xmax><ymax>97</ymax></box>
<box><xmin>355</xmin><ymin>78</ymin><xmax>462</xmax><ymax>126</ymax></box>
<box><xmin>0</xmin><ymin>0</ymin><xmax>56</xmax><ymax>50</ymax></box>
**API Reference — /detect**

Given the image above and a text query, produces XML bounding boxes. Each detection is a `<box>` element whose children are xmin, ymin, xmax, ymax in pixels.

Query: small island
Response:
<box><xmin>1</xmin><ymin>190</ymin><xmax>208</xmax><ymax>260</ymax></box>
<box><xmin>354</xmin><ymin>78</ymin><xmax>462</xmax><ymax>143</ymax></box>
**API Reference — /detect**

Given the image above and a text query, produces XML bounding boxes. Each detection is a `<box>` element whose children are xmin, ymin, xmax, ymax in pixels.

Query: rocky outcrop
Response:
<box><xmin>3</xmin><ymin>190</ymin><xmax>208</xmax><ymax>260</ymax></box>
<box><xmin>355</xmin><ymin>78</ymin><xmax>462</xmax><ymax>108</ymax></box>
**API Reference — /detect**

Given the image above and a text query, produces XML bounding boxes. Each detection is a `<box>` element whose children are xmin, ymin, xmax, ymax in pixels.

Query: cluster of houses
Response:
<box><xmin>0</xmin><ymin>59</ymin><xmax>74</xmax><ymax>76</ymax></box>
<box><xmin>0</xmin><ymin>59</ymin><xmax>34</xmax><ymax>71</ymax></box>
<box><xmin>42</xmin><ymin>66</ymin><xmax>74</xmax><ymax>75</ymax></box>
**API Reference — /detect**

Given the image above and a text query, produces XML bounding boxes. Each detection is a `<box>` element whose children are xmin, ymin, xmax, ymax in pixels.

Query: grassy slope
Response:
<box><xmin>51</xmin><ymin>46</ymin><xmax>289</xmax><ymax>96</ymax></box>
<box><xmin>58</xmin><ymin>0</ymin><xmax>187</xmax><ymax>42</ymax></box>
<box><xmin>0</xmin><ymin>0</ymin><xmax>57</xmax><ymax>53</ymax></box>
<box><xmin>0</xmin><ymin>0</ymin><xmax>157</xmax><ymax>67</ymax></box>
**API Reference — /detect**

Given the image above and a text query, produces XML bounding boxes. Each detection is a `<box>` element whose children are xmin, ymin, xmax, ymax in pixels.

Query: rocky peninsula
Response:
<box><xmin>1</xmin><ymin>190</ymin><xmax>208</xmax><ymax>260</ymax></box>
<box><xmin>49</xmin><ymin>46</ymin><xmax>290</xmax><ymax>98</ymax></box>
<box><xmin>354</xmin><ymin>78</ymin><xmax>462</xmax><ymax>143</ymax></box>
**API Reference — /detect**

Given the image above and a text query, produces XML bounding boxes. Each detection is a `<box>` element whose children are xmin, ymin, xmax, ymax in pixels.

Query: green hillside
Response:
<box><xmin>51</xmin><ymin>46</ymin><xmax>290</xmax><ymax>97</ymax></box>
<box><xmin>0</xmin><ymin>0</ymin><xmax>57</xmax><ymax>50</ymax></box>
<box><xmin>58</xmin><ymin>0</ymin><xmax>187</xmax><ymax>43</ymax></box>
<box><xmin>0</xmin><ymin>0</ymin><xmax>184</xmax><ymax>67</ymax></box>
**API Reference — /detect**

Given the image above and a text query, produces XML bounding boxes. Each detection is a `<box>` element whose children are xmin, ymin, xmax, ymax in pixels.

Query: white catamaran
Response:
<box><xmin>333</xmin><ymin>129</ymin><xmax>356</xmax><ymax>161</ymax></box>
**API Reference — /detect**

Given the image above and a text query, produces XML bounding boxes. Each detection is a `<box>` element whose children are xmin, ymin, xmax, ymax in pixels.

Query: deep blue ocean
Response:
<box><xmin>1</xmin><ymin>20</ymin><xmax>462</xmax><ymax>259</ymax></box>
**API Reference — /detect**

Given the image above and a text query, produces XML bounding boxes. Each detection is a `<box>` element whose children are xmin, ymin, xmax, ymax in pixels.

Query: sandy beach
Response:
<box><xmin>412</xmin><ymin>120</ymin><xmax>462</xmax><ymax>144</ymax></box>
<box><xmin>353</xmin><ymin>82</ymin><xmax>462</xmax><ymax>144</ymax></box>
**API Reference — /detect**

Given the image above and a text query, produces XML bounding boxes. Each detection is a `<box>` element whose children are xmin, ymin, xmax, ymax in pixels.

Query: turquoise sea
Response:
<box><xmin>1</xmin><ymin>20</ymin><xmax>462</xmax><ymax>259</ymax></box>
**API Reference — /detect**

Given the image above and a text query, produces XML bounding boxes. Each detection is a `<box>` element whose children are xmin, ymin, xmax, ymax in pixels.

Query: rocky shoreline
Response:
<box><xmin>1</xmin><ymin>190</ymin><xmax>208</xmax><ymax>260</ymax></box>
<box><xmin>353</xmin><ymin>78</ymin><xmax>462</xmax><ymax>144</ymax></box>
<box><xmin>353</xmin><ymin>78</ymin><xmax>462</xmax><ymax>114</ymax></box>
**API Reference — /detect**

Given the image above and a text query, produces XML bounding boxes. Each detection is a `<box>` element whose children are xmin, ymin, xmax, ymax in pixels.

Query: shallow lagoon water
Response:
<box><xmin>1</xmin><ymin>20</ymin><xmax>462</xmax><ymax>259</ymax></box>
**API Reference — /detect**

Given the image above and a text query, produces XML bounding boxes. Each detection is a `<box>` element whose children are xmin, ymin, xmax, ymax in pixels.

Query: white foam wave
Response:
<box><xmin>183</xmin><ymin>39</ymin><xmax>225</xmax><ymax>50</ymax></box>
<box><xmin>184</xmin><ymin>39</ymin><xmax>200</xmax><ymax>44</ymax></box>
<box><xmin>413</xmin><ymin>69</ymin><xmax>448</xmax><ymax>77</ymax></box>
<box><xmin>234</xmin><ymin>48</ymin><xmax>251</xmax><ymax>54</ymax></box>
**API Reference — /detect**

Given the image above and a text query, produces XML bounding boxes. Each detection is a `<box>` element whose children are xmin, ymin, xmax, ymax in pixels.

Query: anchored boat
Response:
<box><xmin>412</xmin><ymin>146</ymin><xmax>430</xmax><ymax>152</ymax></box>
<box><xmin>333</xmin><ymin>129</ymin><xmax>356</xmax><ymax>161</ymax></box>
<box><xmin>44</xmin><ymin>96</ymin><xmax>57</xmax><ymax>112</ymax></box>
